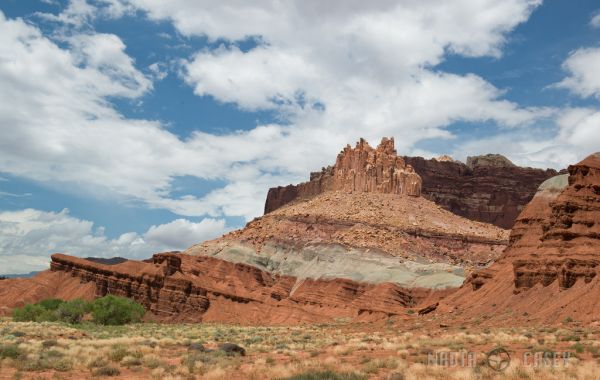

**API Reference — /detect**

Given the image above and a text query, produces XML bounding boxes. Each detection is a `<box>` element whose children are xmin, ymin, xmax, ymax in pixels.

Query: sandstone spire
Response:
<box><xmin>331</xmin><ymin>137</ymin><xmax>421</xmax><ymax>196</ymax></box>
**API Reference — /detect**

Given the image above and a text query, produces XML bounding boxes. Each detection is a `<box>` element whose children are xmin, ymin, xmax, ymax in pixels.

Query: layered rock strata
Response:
<box><xmin>264</xmin><ymin>138</ymin><xmax>558</xmax><ymax>229</ymax></box>
<box><xmin>189</xmin><ymin>191</ymin><xmax>509</xmax><ymax>289</ymax></box>
<box><xmin>0</xmin><ymin>253</ymin><xmax>448</xmax><ymax>324</ymax></box>
<box><xmin>440</xmin><ymin>153</ymin><xmax>600</xmax><ymax>324</ymax></box>
<box><xmin>403</xmin><ymin>155</ymin><xmax>560</xmax><ymax>229</ymax></box>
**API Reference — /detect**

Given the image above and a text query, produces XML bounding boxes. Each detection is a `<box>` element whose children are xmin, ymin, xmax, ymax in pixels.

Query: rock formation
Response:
<box><xmin>403</xmin><ymin>155</ymin><xmax>559</xmax><ymax>229</ymax></box>
<box><xmin>264</xmin><ymin>139</ymin><xmax>558</xmax><ymax>229</ymax></box>
<box><xmin>0</xmin><ymin>253</ymin><xmax>449</xmax><ymax>324</ymax></box>
<box><xmin>440</xmin><ymin>153</ymin><xmax>600</xmax><ymax>325</ymax></box>
<box><xmin>265</xmin><ymin>138</ymin><xmax>421</xmax><ymax>214</ymax></box>
<box><xmin>466</xmin><ymin>154</ymin><xmax>515</xmax><ymax>169</ymax></box>
<box><xmin>189</xmin><ymin>190</ymin><xmax>508</xmax><ymax>291</ymax></box>
<box><xmin>0</xmin><ymin>138</ymin><xmax>520</xmax><ymax>325</ymax></box>
<box><xmin>185</xmin><ymin>138</ymin><xmax>508</xmax><ymax>297</ymax></box>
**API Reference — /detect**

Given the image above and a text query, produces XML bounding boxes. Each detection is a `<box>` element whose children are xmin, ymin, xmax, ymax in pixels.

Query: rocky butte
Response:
<box><xmin>0</xmin><ymin>138</ymin><xmax>510</xmax><ymax>324</ymax></box>
<box><xmin>188</xmin><ymin>138</ymin><xmax>508</xmax><ymax>285</ymax></box>
<box><xmin>264</xmin><ymin>137</ymin><xmax>421</xmax><ymax>214</ymax></box>
<box><xmin>266</xmin><ymin>140</ymin><xmax>559</xmax><ymax>229</ymax></box>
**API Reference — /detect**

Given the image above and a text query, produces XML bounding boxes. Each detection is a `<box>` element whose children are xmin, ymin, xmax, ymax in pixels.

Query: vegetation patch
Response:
<box><xmin>11</xmin><ymin>295</ymin><xmax>145</xmax><ymax>326</ymax></box>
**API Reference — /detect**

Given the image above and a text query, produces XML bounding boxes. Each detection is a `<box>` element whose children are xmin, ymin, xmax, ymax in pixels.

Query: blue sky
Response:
<box><xmin>0</xmin><ymin>0</ymin><xmax>599</xmax><ymax>273</ymax></box>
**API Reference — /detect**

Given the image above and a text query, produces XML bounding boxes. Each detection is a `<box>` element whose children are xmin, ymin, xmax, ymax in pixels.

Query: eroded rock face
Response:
<box><xmin>466</xmin><ymin>154</ymin><xmax>516</xmax><ymax>169</ymax></box>
<box><xmin>509</xmin><ymin>154</ymin><xmax>600</xmax><ymax>291</ymax></box>
<box><xmin>265</xmin><ymin>138</ymin><xmax>421</xmax><ymax>214</ymax></box>
<box><xmin>265</xmin><ymin>140</ymin><xmax>558</xmax><ymax>229</ymax></box>
<box><xmin>32</xmin><ymin>253</ymin><xmax>443</xmax><ymax>324</ymax></box>
<box><xmin>189</xmin><ymin>190</ymin><xmax>509</xmax><ymax>290</ymax></box>
<box><xmin>440</xmin><ymin>153</ymin><xmax>600</xmax><ymax>325</ymax></box>
<box><xmin>403</xmin><ymin>155</ymin><xmax>559</xmax><ymax>229</ymax></box>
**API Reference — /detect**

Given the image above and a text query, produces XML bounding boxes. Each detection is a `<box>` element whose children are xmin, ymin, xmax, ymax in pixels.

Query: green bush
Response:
<box><xmin>91</xmin><ymin>295</ymin><xmax>145</xmax><ymax>325</ymax></box>
<box><xmin>13</xmin><ymin>299</ymin><xmax>90</xmax><ymax>324</ymax></box>
<box><xmin>37</xmin><ymin>298</ymin><xmax>64</xmax><ymax>311</ymax></box>
<box><xmin>12</xmin><ymin>304</ymin><xmax>47</xmax><ymax>322</ymax></box>
<box><xmin>56</xmin><ymin>299</ymin><xmax>89</xmax><ymax>324</ymax></box>
<box><xmin>12</xmin><ymin>296</ymin><xmax>144</xmax><ymax>326</ymax></box>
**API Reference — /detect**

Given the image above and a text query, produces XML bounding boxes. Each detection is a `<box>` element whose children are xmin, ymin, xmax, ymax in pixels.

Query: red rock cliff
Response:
<box><xmin>9</xmin><ymin>252</ymin><xmax>444</xmax><ymax>324</ymax></box>
<box><xmin>403</xmin><ymin>155</ymin><xmax>559</xmax><ymax>229</ymax></box>
<box><xmin>439</xmin><ymin>153</ymin><xmax>600</xmax><ymax>325</ymax></box>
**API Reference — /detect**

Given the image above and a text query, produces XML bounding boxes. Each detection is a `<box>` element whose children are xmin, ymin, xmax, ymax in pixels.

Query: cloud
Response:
<box><xmin>447</xmin><ymin>106</ymin><xmax>600</xmax><ymax>170</ymax></box>
<box><xmin>555</xmin><ymin>108</ymin><xmax>600</xmax><ymax>152</ymax></box>
<box><xmin>0</xmin><ymin>208</ymin><xmax>228</xmax><ymax>274</ymax></box>
<box><xmin>0</xmin><ymin>191</ymin><xmax>31</xmax><ymax>198</ymax></box>
<box><xmin>36</xmin><ymin>0</ymin><xmax>135</xmax><ymax>27</ymax></box>
<box><xmin>148</xmin><ymin>62</ymin><xmax>168</xmax><ymax>81</ymax></box>
<box><xmin>69</xmin><ymin>33</ymin><xmax>153</xmax><ymax>97</ymax></box>
<box><xmin>555</xmin><ymin>47</ymin><xmax>600</xmax><ymax>99</ymax></box>
<box><xmin>145</xmin><ymin>218</ymin><xmax>226</xmax><ymax>248</ymax></box>
<box><xmin>591</xmin><ymin>11</ymin><xmax>600</xmax><ymax>28</ymax></box>
<box><xmin>1</xmin><ymin>1</ymin><xmax>584</xmax><ymax>228</ymax></box>
<box><xmin>37</xmin><ymin>0</ymin><xmax>96</xmax><ymax>27</ymax></box>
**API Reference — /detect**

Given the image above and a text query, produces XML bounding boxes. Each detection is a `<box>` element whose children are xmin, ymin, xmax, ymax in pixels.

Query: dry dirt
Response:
<box><xmin>1</xmin><ymin>317</ymin><xmax>598</xmax><ymax>380</ymax></box>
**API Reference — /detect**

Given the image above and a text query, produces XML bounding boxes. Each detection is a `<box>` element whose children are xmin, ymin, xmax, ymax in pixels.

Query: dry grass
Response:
<box><xmin>1</xmin><ymin>318</ymin><xmax>599</xmax><ymax>379</ymax></box>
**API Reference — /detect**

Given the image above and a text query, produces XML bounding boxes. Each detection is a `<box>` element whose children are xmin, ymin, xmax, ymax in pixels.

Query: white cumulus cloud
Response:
<box><xmin>556</xmin><ymin>47</ymin><xmax>600</xmax><ymax>99</ymax></box>
<box><xmin>0</xmin><ymin>208</ymin><xmax>228</xmax><ymax>274</ymax></box>
<box><xmin>1</xmin><ymin>0</ymin><xmax>594</xmax><ymax>229</ymax></box>
<box><xmin>145</xmin><ymin>218</ymin><xmax>226</xmax><ymax>249</ymax></box>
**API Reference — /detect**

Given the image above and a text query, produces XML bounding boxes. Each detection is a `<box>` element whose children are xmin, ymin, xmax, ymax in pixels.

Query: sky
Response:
<box><xmin>0</xmin><ymin>0</ymin><xmax>599</xmax><ymax>274</ymax></box>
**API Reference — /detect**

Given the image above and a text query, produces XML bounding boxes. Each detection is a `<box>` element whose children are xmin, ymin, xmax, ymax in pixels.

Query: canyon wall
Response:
<box><xmin>403</xmin><ymin>155</ymin><xmax>560</xmax><ymax>229</ymax></box>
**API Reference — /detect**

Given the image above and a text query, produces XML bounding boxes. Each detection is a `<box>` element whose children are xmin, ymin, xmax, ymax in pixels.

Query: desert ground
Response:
<box><xmin>2</xmin><ymin>317</ymin><xmax>600</xmax><ymax>380</ymax></box>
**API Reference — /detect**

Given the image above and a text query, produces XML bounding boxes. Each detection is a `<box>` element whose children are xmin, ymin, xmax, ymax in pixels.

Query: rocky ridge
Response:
<box><xmin>404</xmin><ymin>155</ymin><xmax>559</xmax><ymax>229</ymax></box>
<box><xmin>0</xmin><ymin>253</ymin><xmax>449</xmax><ymax>324</ymax></box>
<box><xmin>0</xmin><ymin>137</ymin><xmax>522</xmax><ymax>324</ymax></box>
<box><xmin>188</xmin><ymin>139</ymin><xmax>509</xmax><ymax>291</ymax></box>
<box><xmin>264</xmin><ymin>138</ymin><xmax>558</xmax><ymax>229</ymax></box>
<box><xmin>439</xmin><ymin>153</ymin><xmax>600</xmax><ymax>324</ymax></box>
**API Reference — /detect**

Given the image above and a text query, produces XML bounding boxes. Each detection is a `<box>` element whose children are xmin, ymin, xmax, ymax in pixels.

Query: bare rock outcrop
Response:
<box><xmin>265</xmin><ymin>138</ymin><xmax>421</xmax><ymax>214</ymax></box>
<box><xmin>264</xmin><ymin>139</ymin><xmax>558</xmax><ymax>229</ymax></box>
<box><xmin>402</xmin><ymin>155</ymin><xmax>559</xmax><ymax>228</ymax></box>
<box><xmin>440</xmin><ymin>153</ymin><xmax>600</xmax><ymax>325</ymax></box>
<box><xmin>0</xmin><ymin>252</ymin><xmax>447</xmax><ymax>324</ymax></box>
<box><xmin>466</xmin><ymin>154</ymin><xmax>516</xmax><ymax>169</ymax></box>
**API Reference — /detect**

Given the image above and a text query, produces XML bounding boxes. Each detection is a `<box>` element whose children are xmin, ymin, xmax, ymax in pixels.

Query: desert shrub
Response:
<box><xmin>12</xmin><ymin>304</ymin><xmax>47</xmax><ymax>322</ymax></box>
<box><xmin>108</xmin><ymin>345</ymin><xmax>130</xmax><ymax>362</ymax></box>
<box><xmin>12</xmin><ymin>298</ymin><xmax>89</xmax><ymax>323</ymax></box>
<box><xmin>284</xmin><ymin>370</ymin><xmax>367</xmax><ymax>380</ymax></box>
<box><xmin>51</xmin><ymin>358</ymin><xmax>73</xmax><ymax>372</ymax></box>
<box><xmin>121</xmin><ymin>355</ymin><xmax>142</xmax><ymax>367</ymax></box>
<box><xmin>88</xmin><ymin>357</ymin><xmax>109</xmax><ymax>369</ymax></box>
<box><xmin>143</xmin><ymin>355</ymin><xmax>161</xmax><ymax>369</ymax></box>
<box><xmin>55</xmin><ymin>299</ymin><xmax>89</xmax><ymax>324</ymax></box>
<box><xmin>91</xmin><ymin>295</ymin><xmax>145</xmax><ymax>325</ymax></box>
<box><xmin>37</xmin><ymin>298</ymin><xmax>64</xmax><ymax>311</ymax></box>
<box><xmin>571</xmin><ymin>343</ymin><xmax>585</xmax><ymax>353</ymax></box>
<box><xmin>0</xmin><ymin>344</ymin><xmax>22</xmax><ymax>359</ymax></box>
<box><xmin>42</xmin><ymin>339</ymin><xmax>58</xmax><ymax>348</ymax></box>
<box><xmin>92</xmin><ymin>365</ymin><xmax>121</xmax><ymax>376</ymax></box>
